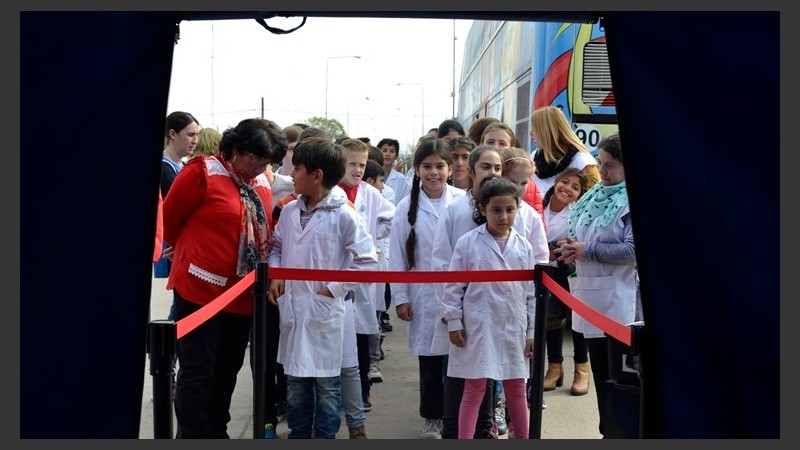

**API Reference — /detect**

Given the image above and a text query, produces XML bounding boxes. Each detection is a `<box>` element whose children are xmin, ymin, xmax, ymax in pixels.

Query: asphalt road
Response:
<box><xmin>140</xmin><ymin>277</ymin><xmax>602</xmax><ymax>439</ymax></box>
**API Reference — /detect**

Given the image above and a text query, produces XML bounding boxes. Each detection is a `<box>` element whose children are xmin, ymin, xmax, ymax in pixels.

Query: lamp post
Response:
<box><xmin>347</xmin><ymin>96</ymin><xmax>370</xmax><ymax>133</ymax></box>
<box><xmin>397</xmin><ymin>82</ymin><xmax>424</xmax><ymax>136</ymax></box>
<box><xmin>325</xmin><ymin>55</ymin><xmax>361</xmax><ymax>119</ymax></box>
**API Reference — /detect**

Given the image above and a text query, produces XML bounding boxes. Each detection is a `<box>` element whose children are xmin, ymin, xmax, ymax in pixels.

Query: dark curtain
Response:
<box><xmin>605</xmin><ymin>11</ymin><xmax>779</xmax><ymax>438</ymax></box>
<box><xmin>20</xmin><ymin>12</ymin><xmax>178</xmax><ymax>437</ymax></box>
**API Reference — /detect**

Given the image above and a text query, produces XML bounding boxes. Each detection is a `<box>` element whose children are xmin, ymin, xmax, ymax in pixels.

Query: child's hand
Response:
<box><xmin>524</xmin><ymin>339</ymin><xmax>534</xmax><ymax>359</ymax></box>
<box><xmin>449</xmin><ymin>330</ymin><xmax>466</xmax><ymax>348</ymax></box>
<box><xmin>162</xmin><ymin>246</ymin><xmax>175</xmax><ymax>261</ymax></box>
<box><xmin>267</xmin><ymin>280</ymin><xmax>285</xmax><ymax>306</ymax></box>
<box><xmin>396</xmin><ymin>303</ymin><xmax>413</xmax><ymax>321</ymax></box>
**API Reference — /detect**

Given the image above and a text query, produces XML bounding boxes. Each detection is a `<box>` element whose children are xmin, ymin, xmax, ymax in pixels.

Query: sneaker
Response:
<box><xmin>494</xmin><ymin>403</ymin><xmax>508</xmax><ymax>435</ymax></box>
<box><xmin>264</xmin><ymin>423</ymin><xmax>277</xmax><ymax>439</ymax></box>
<box><xmin>368</xmin><ymin>364</ymin><xmax>383</xmax><ymax>382</ymax></box>
<box><xmin>348</xmin><ymin>425</ymin><xmax>367</xmax><ymax>439</ymax></box>
<box><xmin>542</xmin><ymin>398</ymin><xmax>547</xmax><ymax>409</ymax></box>
<box><xmin>380</xmin><ymin>348</ymin><xmax>385</xmax><ymax>361</ymax></box>
<box><xmin>380</xmin><ymin>320</ymin><xmax>393</xmax><ymax>332</ymax></box>
<box><xmin>420</xmin><ymin>418</ymin><xmax>442</xmax><ymax>439</ymax></box>
<box><xmin>362</xmin><ymin>395</ymin><xmax>373</xmax><ymax>412</ymax></box>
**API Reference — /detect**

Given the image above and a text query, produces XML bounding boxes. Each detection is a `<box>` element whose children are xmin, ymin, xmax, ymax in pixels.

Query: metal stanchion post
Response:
<box><xmin>528</xmin><ymin>264</ymin><xmax>554</xmax><ymax>439</ymax></box>
<box><xmin>252</xmin><ymin>262</ymin><xmax>269</xmax><ymax>438</ymax></box>
<box><xmin>148</xmin><ymin>319</ymin><xmax>177</xmax><ymax>439</ymax></box>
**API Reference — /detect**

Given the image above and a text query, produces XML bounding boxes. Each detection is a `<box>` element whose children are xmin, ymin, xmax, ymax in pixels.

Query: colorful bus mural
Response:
<box><xmin>457</xmin><ymin>19</ymin><xmax>617</xmax><ymax>156</ymax></box>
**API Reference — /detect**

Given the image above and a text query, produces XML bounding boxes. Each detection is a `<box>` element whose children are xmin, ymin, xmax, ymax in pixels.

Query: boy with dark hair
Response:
<box><xmin>267</xmin><ymin>137</ymin><xmax>379</xmax><ymax>439</ymax></box>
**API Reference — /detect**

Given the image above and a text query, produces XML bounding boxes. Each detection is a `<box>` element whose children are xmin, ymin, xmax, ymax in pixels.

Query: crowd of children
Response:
<box><xmin>160</xmin><ymin>110</ymin><xmax>632</xmax><ymax>439</ymax></box>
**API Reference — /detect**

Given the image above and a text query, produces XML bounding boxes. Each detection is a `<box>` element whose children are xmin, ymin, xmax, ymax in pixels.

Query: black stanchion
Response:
<box><xmin>528</xmin><ymin>264</ymin><xmax>554</xmax><ymax>439</ymax></box>
<box><xmin>148</xmin><ymin>319</ymin><xmax>176</xmax><ymax>439</ymax></box>
<box><xmin>631</xmin><ymin>323</ymin><xmax>648</xmax><ymax>438</ymax></box>
<box><xmin>605</xmin><ymin>321</ymin><xmax>644</xmax><ymax>438</ymax></box>
<box><xmin>252</xmin><ymin>262</ymin><xmax>269</xmax><ymax>438</ymax></box>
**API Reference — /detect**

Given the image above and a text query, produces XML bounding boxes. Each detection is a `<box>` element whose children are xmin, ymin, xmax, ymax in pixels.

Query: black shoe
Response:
<box><xmin>476</xmin><ymin>429</ymin><xmax>497</xmax><ymax>439</ymax></box>
<box><xmin>380</xmin><ymin>348</ymin><xmax>385</xmax><ymax>361</ymax></box>
<box><xmin>381</xmin><ymin>320</ymin><xmax>393</xmax><ymax>332</ymax></box>
<box><xmin>363</xmin><ymin>396</ymin><xmax>373</xmax><ymax>412</ymax></box>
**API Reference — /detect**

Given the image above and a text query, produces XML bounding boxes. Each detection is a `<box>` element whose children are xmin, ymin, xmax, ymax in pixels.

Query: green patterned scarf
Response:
<box><xmin>568</xmin><ymin>181</ymin><xmax>628</xmax><ymax>238</ymax></box>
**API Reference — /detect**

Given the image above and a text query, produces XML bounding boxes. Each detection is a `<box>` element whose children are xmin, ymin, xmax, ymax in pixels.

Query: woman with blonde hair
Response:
<box><xmin>530</xmin><ymin>106</ymin><xmax>600</xmax><ymax>195</ymax></box>
<box><xmin>191</xmin><ymin>128</ymin><xmax>222</xmax><ymax>159</ymax></box>
<box><xmin>480</xmin><ymin>122</ymin><xmax>543</xmax><ymax>218</ymax></box>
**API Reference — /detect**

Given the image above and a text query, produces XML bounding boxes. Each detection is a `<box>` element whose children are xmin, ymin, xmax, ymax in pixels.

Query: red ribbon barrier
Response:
<box><xmin>174</xmin><ymin>267</ymin><xmax>632</xmax><ymax>346</ymax></box>
<box><xmin>541</xmin><ymin>274</ymin><xmax>632</xmax><ymax>346</ymax></box>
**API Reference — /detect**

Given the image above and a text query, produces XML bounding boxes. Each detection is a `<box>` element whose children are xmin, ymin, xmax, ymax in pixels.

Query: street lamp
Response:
<box><xmin>347</xmin><ymin>96</ymin><xmax>370</xmax><ymax>133</ymax></box>
<box><xmin>325</xmin><ymin>55</ymin><xmax>361</xmax><ymax>119</ymax></box>
<box><xmin>397</xmin><ymin>82</ymin><xmax>424</xmax><ymax>136</ymax></box>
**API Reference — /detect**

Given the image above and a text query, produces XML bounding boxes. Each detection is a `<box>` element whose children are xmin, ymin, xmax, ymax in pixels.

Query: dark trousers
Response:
<box><xmin>381</xmin><ymin>284</ymin><xmax>392</xmax><ymax>320</ymax></box>
<box><xmin>546</xmin><ymin>261</ymin><xmax>589</xmax><ymax>364</ymax></box>
<box><xmin>546</xmin><ymin>324</ymin><xmax>589</xmax><ymax>364</ymax></box>
<box><xmin>418</xmin><ymin>355</ymin><xmax>445</xmax><ymax>419</ymax></box>
<box><xmin>442</xmin><ymin>355</ymin><xmax>494</xmax><ymax>439</ymax></box>
<box><xmin>587</xmin><ymin>337</ymin><xmax>610</xmax><ymax>437</ymax></box>
<box><xmin>276</xmin><ymin>363</ymin><xmax>287</xmax><ymax>403</ymax></box>
<box><xmin>356</xmin><ymin>333</ymin><xmax>372</xmax><ymax>399</ymax></box>
<box><xmin>174</xmin><ymin>292</ymin><xmax>252</xmax><ymax>438</ymax></box>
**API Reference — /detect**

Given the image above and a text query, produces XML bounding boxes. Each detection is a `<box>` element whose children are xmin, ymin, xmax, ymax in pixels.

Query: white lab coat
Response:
<box><xmin>351</xmin><ymin>181</ymin><xmax>395</xmax><ymax>334</ymax></box>
<box><xmin>429</xmin><ymin>192</ymin><xmax>549</xmax><ymax>355</ymax></box>
<box><xmin>269</xmin><ymin>186</ymin><xmax>379</xmax><ymax>377</ymax></box>
<box><xmin>389</xmin><ymin>185</ymin><xmax>466</xmax><ymax>356</ymax></box>
<box><xmin>384</xmin><ymin>168</ymin><xmax>409</xmax><ymax>205</ymax></box>
<box><xmin>569</xmin><ymin>203</ymin><xmax>637</xmax><ymax>339</ymax></box>
<box><xmin>373</xmin><ymin>184</ymin><xmax>396</xmax><ymax>312</ymax></box>
<box><xmin>543</xmin><ymin>202</ymin><xmax>573</xmax><ymax>267</ymax></box>
<box><xmin>442</xmin><ymin>225</ymin><xmax>537</xmax><ymax>380</ymax></box>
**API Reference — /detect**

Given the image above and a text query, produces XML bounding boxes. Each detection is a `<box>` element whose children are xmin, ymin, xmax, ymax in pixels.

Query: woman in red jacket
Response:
<box><xmin>163</xmin><ymin>117</ymin><xmax>287</xmax><ymax>438</ymax></box>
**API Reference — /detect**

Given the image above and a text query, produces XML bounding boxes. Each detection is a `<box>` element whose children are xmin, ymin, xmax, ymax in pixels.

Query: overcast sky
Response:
<box><xmin>167</xmin><ymin>16</ymin><xmax>474</xmax><ymax>154</ymax></box>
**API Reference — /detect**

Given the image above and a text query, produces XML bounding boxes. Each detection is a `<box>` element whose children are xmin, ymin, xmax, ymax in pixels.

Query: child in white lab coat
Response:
<box><xmin>389</xmin><ymin>137</ymin><xmax>466</xmax><ymax>439</ymax></box>
<box><xmin>267</xmin><ymin>137</ymin><xmax>378</xmax><ymax>439</ymax></box>
<box><xmin>442</xmin><ymin>176</ymin><xmax>537</xmax><ymax>439</ymax></box>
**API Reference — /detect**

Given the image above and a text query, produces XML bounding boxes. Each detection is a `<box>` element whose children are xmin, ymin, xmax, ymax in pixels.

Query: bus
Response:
<box><xmin>457</xmin><ymin>19</ymin><xmax>617</xmax><ymax>156</ymax></box>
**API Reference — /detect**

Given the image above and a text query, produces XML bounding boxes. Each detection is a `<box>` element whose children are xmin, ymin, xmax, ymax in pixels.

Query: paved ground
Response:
<box><xmin>139</xmin><ymin>277</ymin><xmax>602</xmax><ymax>439</ymax></box>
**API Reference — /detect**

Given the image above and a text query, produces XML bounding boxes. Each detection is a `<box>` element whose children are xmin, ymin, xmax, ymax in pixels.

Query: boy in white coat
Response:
<box><xmin>267</xmin><ymin>138</ymin><xmax>378</xmax><ymax>439</ymax></box>
<box><xmin>337</xmin><ymin>139</ymin><xmax>395</xmax><ymax>419</ymax></box>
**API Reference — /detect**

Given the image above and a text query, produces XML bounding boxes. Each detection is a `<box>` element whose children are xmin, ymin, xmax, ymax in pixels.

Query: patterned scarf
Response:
<box><xmin>218</xmin><ymin>155</ymin><xmax>271</xmax><ymax>277</ymax></box>
<box><xmin>533</xmin><ymin>146</ymin><xmax>579</xmax><ymax>179</ymax></box>
<box><xmin>568</xmin><ymin>181</ymin><xmax>628</xmax><ymax>239</ymax></box>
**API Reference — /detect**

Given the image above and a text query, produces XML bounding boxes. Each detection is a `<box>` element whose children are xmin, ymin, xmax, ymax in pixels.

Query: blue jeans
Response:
<box><xmin>494</xmin><ymin>378</ymin><xmax>504</xmax><ymax>406</ymax></box>
<box><xmin>340</xmin><ymin>366</ymin><xmax>365</xmax><ymax>428</ymax></box>
<box><xmin>286</xmin><ymin>375</ymin><xmax>342</xmax><ymax>439</ymax></box>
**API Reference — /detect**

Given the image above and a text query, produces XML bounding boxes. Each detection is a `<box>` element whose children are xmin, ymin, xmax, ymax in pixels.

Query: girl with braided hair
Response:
<box><xmin>388</xmin><ymin>137</ymin><xmax>466</xmax><ymax>439</ymax></box>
